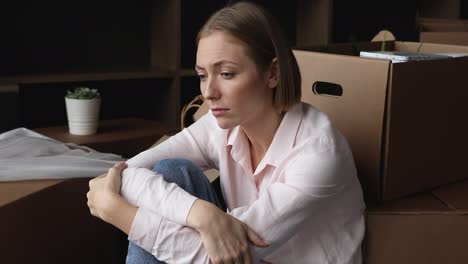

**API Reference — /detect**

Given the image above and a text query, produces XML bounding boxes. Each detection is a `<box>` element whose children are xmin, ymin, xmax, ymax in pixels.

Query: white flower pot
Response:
<box><xmin>65</xmin><ymin>97</ymin><xmax>101</xmax><ymax>135</ymax></box>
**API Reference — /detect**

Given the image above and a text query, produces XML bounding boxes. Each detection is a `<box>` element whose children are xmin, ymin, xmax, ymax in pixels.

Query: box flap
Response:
<box><xmin>293</xmin><ymin>50</ymin><xmax>391</xmax><ymax>201</ymax></box>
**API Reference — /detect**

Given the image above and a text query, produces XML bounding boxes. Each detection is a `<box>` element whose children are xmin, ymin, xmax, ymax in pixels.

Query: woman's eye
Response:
<box><xmin>221</xmin><ymin>72</ymin><xmax>234</xmax><ymax>79</ymax></box>
<box><xmin>198</xmin><ymin>74</ymin><xmax>207</xmax><ymax>81</ymax></box>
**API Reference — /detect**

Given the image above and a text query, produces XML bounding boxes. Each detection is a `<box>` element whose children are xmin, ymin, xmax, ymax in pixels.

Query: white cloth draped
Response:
<box><xmin>0</xmin><ymin>128</ymin><xmax>124</xmax><ymax>181</ymax></box>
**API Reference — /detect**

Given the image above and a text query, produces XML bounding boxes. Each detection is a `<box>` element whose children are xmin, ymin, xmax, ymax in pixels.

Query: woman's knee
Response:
<box><xmin>151</xmin><ymin>158</ymin><xmax>223</xmax><ymax>209</ymax></box>
<box><xmin>152</xmin><ymin>159</ymin><xmax>201</xmax><ymax>178</ymax></box>
<box><xmin>152</xmin><ymin>158</ymin><xmax>196</xmax><ymax>173</ymax></box>
<box><xmin>151</xmin><ymin>159</ymin><xmax>206</xmax><ymax>187</ymax></box>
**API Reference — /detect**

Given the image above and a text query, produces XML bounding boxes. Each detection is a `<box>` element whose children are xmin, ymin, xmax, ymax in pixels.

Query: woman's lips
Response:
<box><xmin>211</xmin><ymin>108</ymin><xmax>229</xmax><ymax>117</ymax></box>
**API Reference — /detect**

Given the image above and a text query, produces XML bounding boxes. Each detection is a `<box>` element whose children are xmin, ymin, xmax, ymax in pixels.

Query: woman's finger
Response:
<box><xmin>242</xmin><ymin>246</ymin><xmax>252</xmax><ymax>264</ymax></box>
<box><xmin>113</xmin><ymin>161</ymin><xmax>127</xmax><ymax>170</ymax></box>
<box><xmin>246</xmin><ymin>226</ymin><xmax>269</xmax><ymax>247</ymax></box>
<box><xmin>107</xmin><ymin>162</ymin><xmax>127</xmax><ymax>177</ymax></box>
<box><xmin>240</xmin><ymin>252</ymin><xmax>252</xmax><ymax>264</ymax></box>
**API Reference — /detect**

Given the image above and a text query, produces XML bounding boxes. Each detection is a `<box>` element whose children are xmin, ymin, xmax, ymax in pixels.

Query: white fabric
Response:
<box><xmin>0</xmin><ymin>128</ymin><xmax>124</xmax><ymax>181</ymax></box>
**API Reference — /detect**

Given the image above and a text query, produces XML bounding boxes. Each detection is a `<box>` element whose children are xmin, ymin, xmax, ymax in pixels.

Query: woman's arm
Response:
<box><xmin>125</xmin><ymin>113</ymin><xmax>220</xmax><ymax>171</ymax></box>
<box><xmin>186</xmin><ymin>199</ymin><xmax>269</xmax><ymax>263</ymax></box>
<box><xmin>87</xmin><ymin>162</ymin><xmax>137</xmax><ymax>234</ymax></box>
<box><xmin>120</xmin><ymin>113</ymin><xmax>222</xmax><ymax>225</ymax></box>
<box><xmin>88</xmin><ymin>161</ymin><xmax>267</xmax><ymax>263</ymax></box>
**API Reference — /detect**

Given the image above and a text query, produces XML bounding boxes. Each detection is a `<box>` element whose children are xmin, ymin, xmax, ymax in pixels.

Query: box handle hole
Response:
<box><xmin>312</xmin><ymin>81</ymin><xmax>343</xmax><ymax>97</ymax></box>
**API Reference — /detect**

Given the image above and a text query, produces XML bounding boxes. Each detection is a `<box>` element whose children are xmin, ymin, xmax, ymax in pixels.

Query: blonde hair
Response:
<box><xmin>197</xmin><ymin>1</ymin><xmax>301</xmax><ymax>112</ymax></box>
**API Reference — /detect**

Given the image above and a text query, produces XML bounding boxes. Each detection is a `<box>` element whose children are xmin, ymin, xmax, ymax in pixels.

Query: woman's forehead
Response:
<box><xmin>196</xmin><ymin>32</ymin><xmax>251</xmax><ymax>66</ymax></box>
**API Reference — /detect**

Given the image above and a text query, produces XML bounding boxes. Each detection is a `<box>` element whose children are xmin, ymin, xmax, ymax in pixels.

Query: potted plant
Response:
<box><xmin>65</xmin><ymin>87</ymin><xmax>101</xmax><ymax>135</ymax></box>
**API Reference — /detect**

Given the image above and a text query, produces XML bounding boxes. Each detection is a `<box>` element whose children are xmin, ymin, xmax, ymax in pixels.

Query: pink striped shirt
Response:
<box><xmin>121</xmin><ymin>102</ymin><xmax>365</xmax><ymax>263</ymax></box>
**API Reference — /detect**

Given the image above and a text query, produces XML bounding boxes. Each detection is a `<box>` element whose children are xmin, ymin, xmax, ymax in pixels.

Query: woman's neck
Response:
<box><xmin>241</xmin><ymin>107</ymin><xmax>284</xmax><ymax>171</ymax></box>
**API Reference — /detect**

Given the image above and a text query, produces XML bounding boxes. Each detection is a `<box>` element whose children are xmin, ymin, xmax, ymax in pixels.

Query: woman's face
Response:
<box><xmin>196</xmin><ymin>31</ymin><xmax>276</xmax><ymax>129</ymax></box>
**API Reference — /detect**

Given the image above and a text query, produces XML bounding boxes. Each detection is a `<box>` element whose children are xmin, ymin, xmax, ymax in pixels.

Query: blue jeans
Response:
<box><xmin>126</xmin><ymin>159</ymin><xmax>222</xmax><ymax>264</ymax></box>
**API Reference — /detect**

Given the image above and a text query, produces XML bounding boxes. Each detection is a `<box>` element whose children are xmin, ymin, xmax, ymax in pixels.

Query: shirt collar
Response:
<box><xmin>226</xmin><ymin>102</ymin><xmax>303</xmax><ymax>173</ymax></box>
<box><xmin>227</xmin><ymin>126</ymin><xmax>253</xmax><ymax>174</ymax></box>
<box><xmin>260</xmin><ymin>102</ymin><xmax>303</xmax><ymax>168</ymax></box>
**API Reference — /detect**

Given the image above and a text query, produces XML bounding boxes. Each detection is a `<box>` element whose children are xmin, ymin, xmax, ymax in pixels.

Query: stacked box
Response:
<box><xmin>365</xmin><ymin>179</ymin><xmax>468</xmax><ymax>264</ymax></box>
<box><xmin>294</xmin><ymin>41</ymin><xmax>468</xmax><ymax>203</ymax></box>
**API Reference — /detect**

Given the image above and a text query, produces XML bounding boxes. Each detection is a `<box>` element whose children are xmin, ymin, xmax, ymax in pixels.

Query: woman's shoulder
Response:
<box><xmin>299</xmin><ymin>102</ymin><xmax>332</xmax><ymax>127</ymax></box>
<box><xmin>296</xmin><ymin>102</ymin><xmax>350</xmax><ymax>153</ymax></box>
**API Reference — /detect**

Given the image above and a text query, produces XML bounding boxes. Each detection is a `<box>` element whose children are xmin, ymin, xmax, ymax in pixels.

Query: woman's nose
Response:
<box><xmin>202</xmin><ymin>77</ymin><xmax>220</xmax><ymax>100</ymax></box>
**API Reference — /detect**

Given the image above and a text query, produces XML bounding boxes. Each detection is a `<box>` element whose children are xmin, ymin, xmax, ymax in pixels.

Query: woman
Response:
<box><xmin>87</xmin><ymin>2</ymin><xmax>365</xmax><ymax>263</ymax></box>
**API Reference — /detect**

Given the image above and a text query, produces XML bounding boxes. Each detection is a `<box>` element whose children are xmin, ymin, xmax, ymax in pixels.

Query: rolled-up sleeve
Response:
<box><xmin>128</xmin><ymin>207</ymin><xmax>210</xmax><ymax>263</ymax></box>
<box><xmin>121</xmin><ymin>113</ymin><xmax>221</xmax><ymax>224</ymax></box>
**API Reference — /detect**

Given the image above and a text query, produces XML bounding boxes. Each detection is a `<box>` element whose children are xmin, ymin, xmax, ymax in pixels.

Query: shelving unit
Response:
<box><xmin>0</xmin><ymin>0</ymin><xmax>331</xmax><ymax>155</ymax></box>
<box><xmin>0</xmin><ymin>68</ymin><xmax>173</xmax><ymax>85</ymax></box>
<box><xmin>1</xmin><ymin>1</ymin><xmax>177</xmax><ymax>127</ymax></box>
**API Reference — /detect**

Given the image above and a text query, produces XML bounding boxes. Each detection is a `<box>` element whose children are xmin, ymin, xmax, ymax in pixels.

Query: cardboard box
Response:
<box><xmin>364</xmin><ymin>180</ymin><xmax>468</xmax><ymax>264</ymax></box>
<box><xmin>293</xmin><ymin>41</ymin><xmax>468</xmax><ymax>202</ymax></box>
<box><xmin>0</xmin><ymin>118</ymin><xmax>178</xmax><ymax>262</ymax></box>
<box><xmin>418</xmin><ymin>17</ymin><xmax>468</xmax><ymax>46</ymax></box>
<box><xmin>0</xmin><ymin>178</ymin><xmax>128</xmax><ymax>263</ymax></box>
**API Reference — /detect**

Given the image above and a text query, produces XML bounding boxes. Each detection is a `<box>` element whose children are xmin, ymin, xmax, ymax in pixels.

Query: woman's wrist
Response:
<box><xmin>102</xmin><ymin>194</ymin><xmax>138</xmax><ymax>234</ymax></box>
<box><xmin>186</xmin><ymin>199</ymin><xmax>219</xmax><ymax>231</ymax></box>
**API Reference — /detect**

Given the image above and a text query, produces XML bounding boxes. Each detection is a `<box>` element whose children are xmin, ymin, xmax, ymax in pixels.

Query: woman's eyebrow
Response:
<box><xmin>195</xmin><ymin>60</ymin><xmax>239</xmax><ymax>70</ymax></box>
<box><xmin>213</xmin><ymin>60</ymin><xmax>238</xmax><ymax>67</ymax></box>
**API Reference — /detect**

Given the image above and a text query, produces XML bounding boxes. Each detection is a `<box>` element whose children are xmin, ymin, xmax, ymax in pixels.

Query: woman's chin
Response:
<box><xmin>215</xmin><ymin>119</ymin><xmax>236</xmax><ymax>129</ymax></box>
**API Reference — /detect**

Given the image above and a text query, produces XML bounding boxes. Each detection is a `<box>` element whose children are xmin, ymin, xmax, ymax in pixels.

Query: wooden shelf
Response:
<box><xmin>34</xmin><ymin>118</ymin><xmax>178</xmax><ymax>158</ymax></box>
<box><xmin>0</xmin><ymin>67</ymin><xmax>174</xmax><ymax>85</ymax></box>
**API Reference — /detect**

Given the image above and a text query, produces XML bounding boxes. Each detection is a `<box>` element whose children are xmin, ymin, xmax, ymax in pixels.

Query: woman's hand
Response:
<box><xmin>87</xmin><ymin>162</ymin><xmax>127</xmax><ymax>222</ymax></box>
<box><xmin>87</xmin><ymin>161</ymin><xmax>138</xmax><ymax>234</ymax></box>
<box><xmin>187</xmin><ymin>199</ymin><xmax>269</xmax><ymax>264</ymax></box>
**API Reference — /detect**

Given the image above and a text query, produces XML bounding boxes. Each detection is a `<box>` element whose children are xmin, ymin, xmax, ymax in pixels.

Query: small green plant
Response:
<box><xmin>416</xmin><ymin>43</ymin><xmax>423</xmax><ymax>54</ymax></box>
<box><xmin>66</xmin><ymin>87</ymin><xmax>100</xmax><ymax>99</ymax></box>
<box><xmin>380</xmin><ymin>31</ymin><xmax>387</xmax><ymax>52</ymax></box>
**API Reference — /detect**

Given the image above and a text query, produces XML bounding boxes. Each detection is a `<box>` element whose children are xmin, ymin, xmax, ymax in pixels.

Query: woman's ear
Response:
<box><xmin>267</xmin><ymin>57</ymin><xmax>280</xmax><ymax>89</ymax></box>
